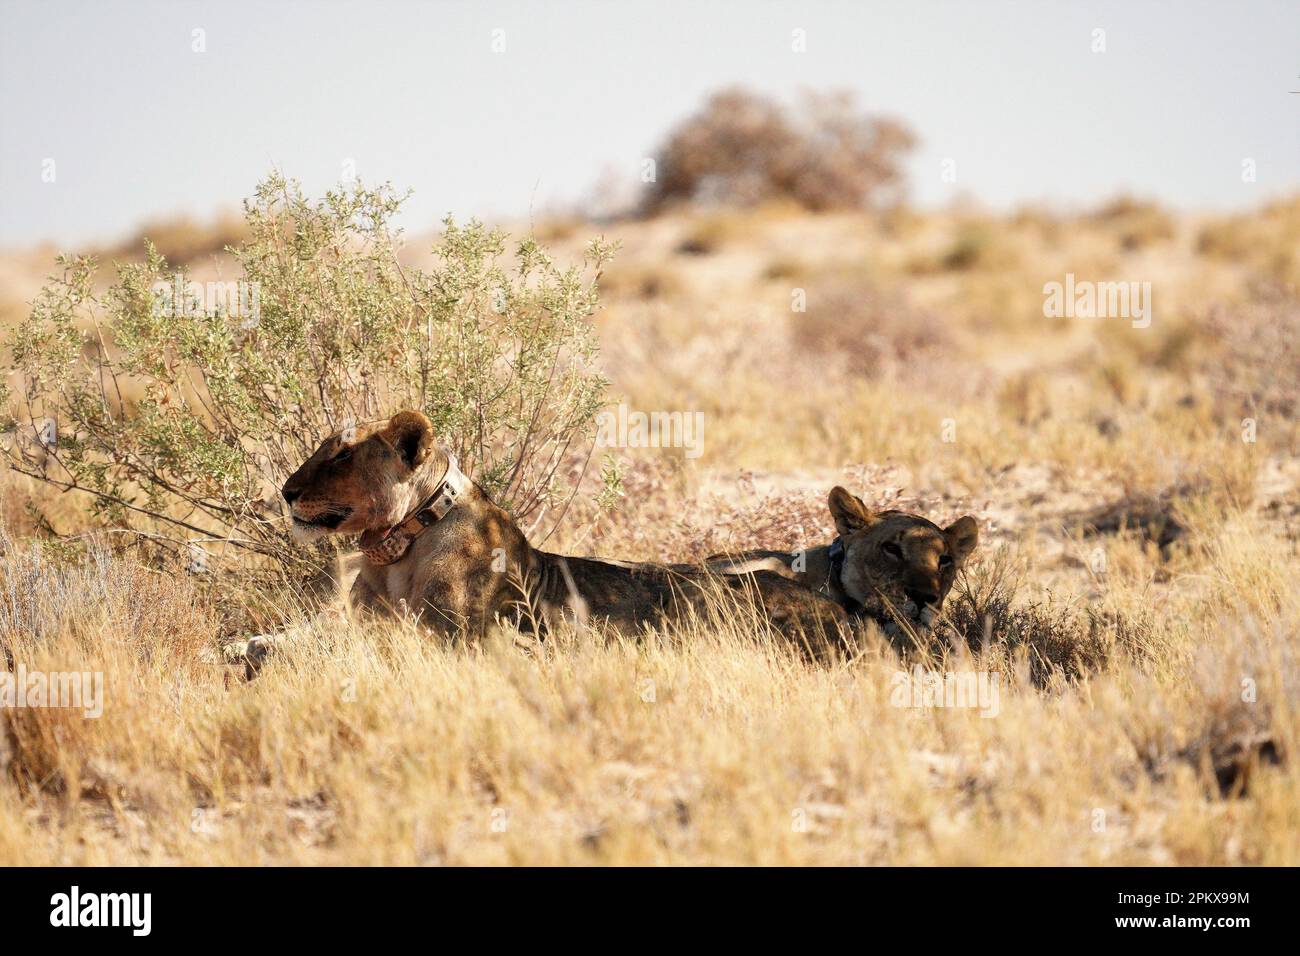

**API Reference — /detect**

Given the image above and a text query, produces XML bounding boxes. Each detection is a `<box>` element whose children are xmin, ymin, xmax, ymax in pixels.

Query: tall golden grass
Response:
<box><xmin>0</xmin><ymin>528</ymin><xmax>1293</xmax><ymax>865</ymax></box>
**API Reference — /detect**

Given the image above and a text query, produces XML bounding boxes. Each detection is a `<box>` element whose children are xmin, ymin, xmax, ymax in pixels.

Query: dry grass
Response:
<box><xmin>1085</xmin><ymin>196</ymin><xmax>1177</xmax><ymax>252</ymax></box>
<box><xmin>0</xmin><ymin>530</ymin><xmax>1294</xmax><ymax>865</ymax></box>
<box><xmin>1196</xmin><ymin>196</ymin><xmax>1300</xmax><ymax>288</ymax></box>
<box><xmin>788</xmin><ymin>274</ymin><xmax>952</xmax><ymax>380</ymax></box>
<box><xmin>1</xmin><ymin>194</ymin><xmax>1298</xmax><ymax>865</ymax></box>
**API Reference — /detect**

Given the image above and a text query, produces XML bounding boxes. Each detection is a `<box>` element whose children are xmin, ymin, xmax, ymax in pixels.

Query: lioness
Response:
<box><xmin>707</xmin><ymin>487</ymin><xmax>979</xmax><ymax>635</ymax></box>
<box><xmin>231</xmin><ymin>410</ymin><xmax>848</xmax><ymax>662</ymax></box>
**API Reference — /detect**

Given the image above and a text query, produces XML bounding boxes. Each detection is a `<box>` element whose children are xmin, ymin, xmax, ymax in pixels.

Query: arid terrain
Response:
<box><xmin>1</xmin><ymin>191</ymin><xmax>1297</xmax><ymax>864</ymax></box>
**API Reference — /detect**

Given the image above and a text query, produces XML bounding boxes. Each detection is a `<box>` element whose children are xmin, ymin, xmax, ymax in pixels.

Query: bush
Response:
<box><xmin>942</xmin><ymin>546</ymin><xmax>1144</xmax><ymax>686</ymax></box>
<box><xmin>642</xmin><ymin>88</ymin><xmax>915</xmax><ymax>214</ymax></box>
<box><xmin>788</xmin><ymin>275</ymin><xmax>951</xmax><ymax>378</ymax></box>
<box><xmin>674</xmin><ymin>211</ymin><xmax>749</xmax><ymax>256</ymax></box>
<box><xmin>103</xmin><ymin>211</ymin><xmax>250</xmax><ymax>267</ymax></box>
<box><xmin>905</xmin><ymin>220</ymin><xmax>1019</xmax><ymax>275</ymax></box>
<box><xmin>1199</xmin><ymin>292</ymin><xmax>1300</xmax><ymax>419</ymax></box>
<box><xmin>1196</xmin><ymin>196</ymin><xmax>1300</xmax><ymax>287</ymax></box>
<box><xmin>1085</xmin><ymin>196</ymin><xmax>1175</xmax><ymax>251</ymax></box>
<box><xmin>2</xmin><ymin>174</ymin><xmax>615</xmax><ymax>586</ymax></box>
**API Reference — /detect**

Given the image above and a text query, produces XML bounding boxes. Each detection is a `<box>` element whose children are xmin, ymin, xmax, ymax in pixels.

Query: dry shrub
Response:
<box><xmin>878</xmin><ymin>204</ymin><xmax>926</xmax><ymax>239</ymax></box>
<box><xmin>1066</xmin><ymin>482</ymin><xmax>1211</xmax><ymax>555</ymax></box>
<box><xmin>1196</xmin><ymin>196</ymin><xmax>1300</xmax><ymax>287</ymax></box>
<box><xmin>642</xmin><ymin>88</ymin><xmax>915</xmax><ymax>215</ymax></box>
<box><xmin>597</xmin><ymin>263</ymin><xmax>686</xmax><ymax>301</ymax></box>
<box><xmin>942</xmin><ymin>546</ymin><xmax>1145</xmax><ymax>685</ymax></box>
<box><xmin>0</xmin><ymin>533</ymin><xmax>217</xmax><ymax>655</ymax></box>
<box><xmin>569</xmin><ymin>460</ymin><xmax>827</xmax><ymax>563</ymax></box>
<box><xmin>998</xmin><ymin>370</ymin><xmax>1053</xmax><ymax>426</ymax></box>
<box><xmin>1086</xmin><ymin>195</ymin><xmax>1176</xmax><ymax>251</ymax></box>
<box><xmin>582</xmin><ymin>460</ymin><xmax>971</xmax><ymax>567</ymax></box>
<box><xmin>0</xmin><ymin>535</ymin><xmax>220</xmax><ymax>796</ymax></box>
<box><xmin>942</xmin><ymin>224</ymin><xmax>1014</xmax><ymax>271</ymax></box>
<box><xmin>907</xmin><ymin>220</ymin><xmax>1019</xmax><ymax>274</ymax></box>
<box><xmin>1010</xmin><ymin>204</ymin><xmax>1063</xmax><ymax>245</ymax></box>
<box><xmin>1196</xmin><ymin>217</ymin><xmax>1255</xmax><ymax>262</ymax></box>
<box><xmin>1127</xmin><ymin>621</ymin><xmax>1292</xmax><ymax>797</ymax></box>
<box><xmin>1198</xmin><ymin>292</ymin><xmax>1300</xmax><ymax>419</ymax></box>
<box><xmin>674</xmin><ymin>211</ymin><xmax>749</xmax><ymax>255</ymax></box>
<box><xmin>789</xmin><ymin>274</ymin><xmax>953</xmax><ymax>378</ymax></box>
<box><xmin>763</xmin><ymin>257</ymin><xmax>813</xmax><ymax>281</ymax></box>
<box><xmin>1135</xmin><ymin>694</ymin><xmax>1282</xmax><ymax>797</ymax></box>
<box><xmin>104</xmin><ymin>211</ymin><xmax>250</xmax><ymax>266</ymax></box>
<box><xmin>665</xmin><ymin>484</ymin><xmax>831</xmax><ymax>563</ymax></box>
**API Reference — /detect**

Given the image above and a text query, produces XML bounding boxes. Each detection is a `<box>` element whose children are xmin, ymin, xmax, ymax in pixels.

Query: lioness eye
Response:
<box><xmin>882</xmin><ymin>542</ymin><xmax>903</xmax><ymax>560</ymax></box>
<box><xmin>333</xmin><ymin>447</ymin><xmax>352</xmax><ymax>463</ymax></box>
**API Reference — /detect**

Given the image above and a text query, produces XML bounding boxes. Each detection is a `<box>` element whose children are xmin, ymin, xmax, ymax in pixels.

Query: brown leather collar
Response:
<box><xmin>360</xmin><ymin>455</ymin><xmax>468</xmax><ymax>566</ymax></box>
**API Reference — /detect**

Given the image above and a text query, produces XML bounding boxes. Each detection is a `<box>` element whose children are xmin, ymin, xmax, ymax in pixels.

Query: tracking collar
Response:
<box><xmin>360</xmin><ymin>454</ymin><xmax>469</xmax><ymax>566</ymax></box>
<box><xmin>826</xmin><ymin>536</ymin><xmax>867</xmax><ymax>619</ymax></box>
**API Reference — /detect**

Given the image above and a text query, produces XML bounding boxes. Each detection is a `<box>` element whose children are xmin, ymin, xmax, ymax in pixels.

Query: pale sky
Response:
<box><xmin>2</xmin><ymin>0</ymin><xmax>1298</xmax><ymax>247</ymax></box>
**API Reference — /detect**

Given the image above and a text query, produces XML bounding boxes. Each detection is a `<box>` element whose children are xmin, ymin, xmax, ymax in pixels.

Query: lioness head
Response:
<box><xmin>281</xmin><ymin>410</ymin><xmax>437</xmax><ymax>543</ymax></box>
<box><xmin>827</xmin><ymin>486</ymin><xmax>978</xmax><ymax>631</ymax></box>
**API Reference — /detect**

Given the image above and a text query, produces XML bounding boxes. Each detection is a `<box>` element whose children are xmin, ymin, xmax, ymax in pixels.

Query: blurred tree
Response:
<box><xmin>642</xmin><ymin>88</ymin><xmax>916</xmax><ymax>214</ymax></box>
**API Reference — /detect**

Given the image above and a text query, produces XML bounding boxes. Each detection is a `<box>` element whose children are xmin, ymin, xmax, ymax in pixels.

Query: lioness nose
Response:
<box><xmin>905</xmin><ymin>586</ymin><xmax>939</xmax><ymax>608</ymax></box>
<box><xmin>282</xmin><ymin>486</ymin><xmax>301</xmax><ymax>505</ymax></box>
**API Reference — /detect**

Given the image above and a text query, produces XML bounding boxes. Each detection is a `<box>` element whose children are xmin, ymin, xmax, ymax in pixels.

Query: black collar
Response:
<box><xmin>826</xmin><ymin>536</ymin><xmax>868</xmax><ymax>619</ymax></box>
<box><xmin>827</xmin><ymin>536</ymin><xmax>845</xmax><ymax>577</ymax></box>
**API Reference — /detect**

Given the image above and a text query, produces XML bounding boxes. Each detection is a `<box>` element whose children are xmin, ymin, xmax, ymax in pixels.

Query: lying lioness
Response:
<box><xmin>707</xmin><ymin>487</ymin><xmax>979</xmax><ymax>635</ymax></box>
<box><xmin>228</xmin><ymin>410</ymin><xmax>848</xmax><ymax>663</ymax></box>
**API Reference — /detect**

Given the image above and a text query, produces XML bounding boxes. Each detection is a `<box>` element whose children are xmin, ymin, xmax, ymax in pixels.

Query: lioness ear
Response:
<box><xmin>944</xmin><ymin>516</ymin><xmax>979</xmax><ymax>562</ymax></box>
<box><xmin>827</xmin><ymin>486</ymin><xmax>876</xmax><ymax>536</ymax></box>
<box><xmin>382</xmin><ymin>410</ymin><xmax>434</xmax><ymax>470</ymax></box>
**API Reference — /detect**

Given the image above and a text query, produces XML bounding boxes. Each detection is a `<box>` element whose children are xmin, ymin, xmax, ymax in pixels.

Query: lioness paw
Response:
<box><xmin>216</xmin><ymin>634</ymin><xmax>277</xmax><ymax>677</ymax></box>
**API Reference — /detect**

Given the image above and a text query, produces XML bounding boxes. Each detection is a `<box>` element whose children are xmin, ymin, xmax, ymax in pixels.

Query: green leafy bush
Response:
<box><xmin>3</xmin><ymin>173</ymin><xmax>614</xmax><ymax>584</ymax></box>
